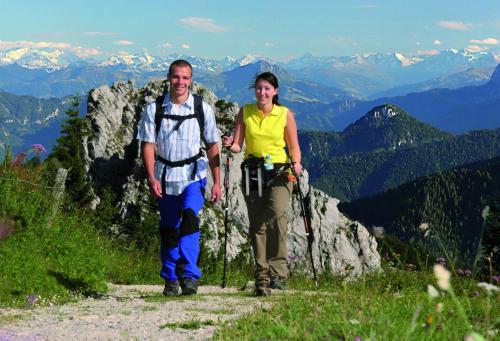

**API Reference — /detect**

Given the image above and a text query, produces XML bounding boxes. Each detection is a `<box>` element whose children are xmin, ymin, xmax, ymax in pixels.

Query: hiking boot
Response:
<box><xmin>163</xmin><ymin>280</ymin><xmax>179</xmax><ymax>297</ymax></box>
<box><xmin>270</xmin><ymin>277</ymin><xmax>286</xmax><ymax>290</ymax></box>
<box><xmin>180</xmin><ymin>277</ymin><xmax>198</xmax><ymax>295</ymax></box>
<box><xmin>254</xmin><ymin>286</ymin><xmax>271</xmax><ymax>297</ymax></box>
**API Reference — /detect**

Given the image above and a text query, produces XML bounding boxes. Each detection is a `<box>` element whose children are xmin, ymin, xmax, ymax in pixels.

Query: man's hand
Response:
<box><xmin>210</xmin><ymin>184</ymin><xmax>221</xmax><ymax>203</ymax></box>
<box><xmin>148</xmin><ymin>177</ymin><xmax>162</xmax><ymax>198</ymax></box>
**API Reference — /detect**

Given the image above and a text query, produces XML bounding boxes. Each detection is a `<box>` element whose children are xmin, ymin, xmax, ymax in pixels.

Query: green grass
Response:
<box><xmin>160</xmin><ymin>319</ymin><xmax>216</xmax><ymax>330</ymax></box>
<box><xmin>215</xmin><ymin>268</ymin><xmax>500</xmax><ymax>340</ymax></box>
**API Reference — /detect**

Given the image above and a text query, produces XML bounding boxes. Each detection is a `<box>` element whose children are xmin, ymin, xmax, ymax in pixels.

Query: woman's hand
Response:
<box><xmin>222</xmin><ymin>135</ymin><xmax>234</xmax><ymax>148</ymax></box>
<box><xmin>291</xmin><ymin>161</ymin><xmax>303</xmax><ymax>175</ymax></box>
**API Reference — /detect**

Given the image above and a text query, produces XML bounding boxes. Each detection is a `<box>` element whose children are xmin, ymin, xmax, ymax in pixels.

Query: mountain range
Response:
<box><xmin>300</xmin><ymin>104</ymin><xmax>500</xmax><ymax>201</ymax></box>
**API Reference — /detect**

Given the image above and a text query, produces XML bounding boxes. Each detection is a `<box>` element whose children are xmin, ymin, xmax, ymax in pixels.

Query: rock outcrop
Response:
<box><xmin>82</xmin><ymin>79</ymin><xmax>380</xmax><ymax>277</ymax></box>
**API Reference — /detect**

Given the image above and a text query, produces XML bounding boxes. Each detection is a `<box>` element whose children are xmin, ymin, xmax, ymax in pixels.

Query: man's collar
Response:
<box><xmin>163</xmin><ymin>92</ymin><xmax>193</xmax><ymax>108</ymax></box>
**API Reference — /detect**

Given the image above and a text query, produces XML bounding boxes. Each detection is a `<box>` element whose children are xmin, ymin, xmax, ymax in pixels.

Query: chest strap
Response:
<box><xmin>157</xmin><ymin>151</ymin><xmax>204</xmax><ymax>194</ymax></box>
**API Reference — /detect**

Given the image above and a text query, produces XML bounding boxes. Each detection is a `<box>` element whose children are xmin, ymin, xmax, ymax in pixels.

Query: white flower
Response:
<box><xmin>477</xmin><ymin>282</ymin><xmax>499</xmax><ymax>294</ymax></box>
<box><xmin>418</xmin><ymin>223</ymin><xmax>429</xmax><ymax>232</ymax></box>
<box><xmin>372</xmin><ymin>226</ymin><xmax>385</xmax><ymax>239</ymax></box>
<box><xmin>464</xmin><ymin>331</ymin><xmax>486</xmax><ymax>341</ymax></box>
<box><xmin>482</xmin><ymin>206</ymin><xmax>490</xmax><ymax>220</ymax></box>
<box><xmin>433</xmin><ymin>264</ymin><xmax>451</xmax><ymax>291</ymax></box>
<box><xmin>427</xmin><ymin>284</ymin><xmax>440</xmax><ymax>298</ymax></box>
<box><xmin>435</xmin><ymin>302</ymin><xmax>443</xmax><ymax>313</ymax></box>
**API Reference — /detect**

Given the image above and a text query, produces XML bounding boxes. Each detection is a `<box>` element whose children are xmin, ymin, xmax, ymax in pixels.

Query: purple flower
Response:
<box><xmin>456</xmin><ymin>268</ymin><xmax>465</xmax><ymax>276</ymax></box>
<box><xmin>492</xmin><ymin>275</ymin><xmax>500</xmax><ymax>284</ymax></box>
<box><xmin>436</xmin><ymin>256</ymin><xmax>446</xmax><ymax>265</ymax></box>
<box><xmin>464</xmin><ymin>269</ymin><xmax>472</xmax><ymax>277</ymax></box>
<box><xmin>31</xmin><ymin>144</ymin><xmax>47</xmax><ymax>154</ymax></box>
<box><xmin>27</xmin><ymin>294</ymin><xmax>37</xmax><ymax>305</ymax></box>
<box><xmin>354</xmin><ymin>337</ymin><xmax>363</xmax><ymax>341</ymax></box>
<box><xmin>288</xmin><ymin>255</ymin><xmax>299</xmax><ymax>261</ymax></box>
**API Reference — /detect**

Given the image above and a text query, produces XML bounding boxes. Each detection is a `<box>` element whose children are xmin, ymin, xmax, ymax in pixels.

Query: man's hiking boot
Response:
<box><xmin>254</xmin><ymin>286</ymin><xmax>271</xmax><ymax>297</ymax></box>
<box><xmin>163</xmin><ymin>280</ymin><xmax>179</xmax><ymax>297</ymax></box>
<box><xmin>270</xmin><ymin>277</ymin><xmax>286</xmax><ymax>290</ymax></box>
<box><xmin>180</xmin><ymin>277</ymin><xmax>198</xmax><ymax>295</ymax></box>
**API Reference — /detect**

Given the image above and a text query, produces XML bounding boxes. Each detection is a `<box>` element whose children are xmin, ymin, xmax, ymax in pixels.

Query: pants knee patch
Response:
<box><xmin>180</xmin><ymin>209</ymin><xmax>199</xmax><ymax>237</ymax></box>
<box><xmin>160</xmin><ymin>226</ymin><xmax>180</xmax><ymax>248</ymax></box>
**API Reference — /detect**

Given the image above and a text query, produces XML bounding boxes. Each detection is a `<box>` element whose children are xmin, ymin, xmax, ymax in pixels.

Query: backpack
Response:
<box><xmin>154</xmin><ymin>93</ymin><xmax>209</xmax><ymax>182</ymax></box>
<box><xmin>154</xmin><ymin>93</ymin><xmax>208</xmax><ymax>147</ymax></box>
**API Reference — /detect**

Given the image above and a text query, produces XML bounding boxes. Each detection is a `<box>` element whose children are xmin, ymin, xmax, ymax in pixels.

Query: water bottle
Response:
<box><xmin>263</xmin><ymin>154</ymin><xmax>273</xmax><ymax>171</ymax></box>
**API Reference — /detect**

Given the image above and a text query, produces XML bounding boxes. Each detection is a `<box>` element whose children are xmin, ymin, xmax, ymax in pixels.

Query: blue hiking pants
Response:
<box><xmin>157</xmin><ymin>178</ymin><xmax>206</xmax><ymax>282</ymax></box>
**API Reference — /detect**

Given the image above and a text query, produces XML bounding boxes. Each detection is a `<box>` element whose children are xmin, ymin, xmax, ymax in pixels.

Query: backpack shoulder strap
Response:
<box><xmin>154</xmin><ymin>94</ymin><xmax>165</xmax><ymax>138</ymax></box>
<box><xmin>193</xmin><ymin>94</ymin><xmax>208</xmax><ymax>147</ymax></box>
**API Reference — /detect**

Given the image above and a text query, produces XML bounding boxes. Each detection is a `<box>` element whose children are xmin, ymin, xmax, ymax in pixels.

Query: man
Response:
<box><xmin>137</xmin><ymin>59</ymin><xmax>221</xmax><ymax>296</ymax></box>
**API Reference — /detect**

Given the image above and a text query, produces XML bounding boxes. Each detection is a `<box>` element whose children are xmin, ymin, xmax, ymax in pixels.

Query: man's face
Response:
<box><xmin>168</xmin><ymin>65</ymin><xmax>192</xmax><ymax>98</ymax></box>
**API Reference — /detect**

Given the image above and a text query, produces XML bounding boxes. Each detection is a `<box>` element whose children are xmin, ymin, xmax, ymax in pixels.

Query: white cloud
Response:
<box><xmin>181</xmin><ymin>44</ymin><xmax>190</xmax><ymax>49</ymax></box>
<box><xmin>160</xmin><ymin>42</ymin><xmax>173</xmax><ymax>48</ymax></box>
<box><xmin>114</xmin><ymin>40</ymin><xmax>134</xmax><ymax>45</ymax></box>
<box><xmin>465</xmin><ymin>45</ymin><xmax>488</xmax><ymax>53</ymax></box>
<box><xmin>433</xmin><ymin>40</ymin><xmax>442</xmax><ymax>45</ymax></box>
<box><xmin>469</xmin><ymin>38</ymin><xmax>498</xmax><ymax>45</ymax></box>
<box><xmin>180</xmin><ymin>17</ymin><xmax>226</xmax><ymax>33</ymax></box>
<box><xmin>82</xmin><ymin>31</ymin><xmax>117</xmax><ymax>36</ymax></box>
<box><xmin>437</xmin><ymin>21</ymin><xmax>473</xmax><ymax>31</ymax></box>
<box><xmin>0</xmin><ymin>40</ymin><xmax>71</xmax><ymax>50</ymax></box>
<box><xmin>70</xmin><ymin>47</ymin><xmax>102</xmax><ymax>57</ymax></box>
<box><xmin>354</xmin><ymin>4</ymin><xmax>378</xmax><ymax>9</ymax></box>
<box><xmin>264</xmin><ymin>42</ymin><xmax>274</xmax><ymax>47</ymax></box>
<box><xmin>417</xmin><ymin>49</ymin><xmax>440</xmax><ymax>56</ymax></box>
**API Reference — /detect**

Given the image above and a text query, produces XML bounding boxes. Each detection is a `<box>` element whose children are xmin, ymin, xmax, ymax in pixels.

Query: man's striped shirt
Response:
<box><xmin>137</xmin><ymin>92</ymin><xmax>219</xmax><ymax>195</ymax></box>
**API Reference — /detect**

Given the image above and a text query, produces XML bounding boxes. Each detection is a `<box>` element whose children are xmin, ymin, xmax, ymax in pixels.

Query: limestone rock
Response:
<box><xmin>82</xmin><ymin>78</ymin><xmax>380</xmax><ymax>277</ymax></box>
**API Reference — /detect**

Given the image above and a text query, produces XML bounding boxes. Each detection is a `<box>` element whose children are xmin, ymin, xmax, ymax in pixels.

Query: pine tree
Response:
<box><xmin>47</xmin><ymin>97</ymin><xmax>93</xmax><ymax>207</ymax></box>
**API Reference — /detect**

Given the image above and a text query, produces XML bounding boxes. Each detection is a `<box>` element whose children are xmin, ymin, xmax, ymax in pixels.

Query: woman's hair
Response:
<box><xmin>252</xmin><ymin>72</ymin><xmax>281</xmax><ymax>105</ymax></box>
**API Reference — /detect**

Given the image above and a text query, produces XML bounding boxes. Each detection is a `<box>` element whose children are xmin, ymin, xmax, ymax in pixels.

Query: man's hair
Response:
<box><xmin>168</xmin><ymin>59</ymin><xmax>193</xmax><ymax>78</ymax></box>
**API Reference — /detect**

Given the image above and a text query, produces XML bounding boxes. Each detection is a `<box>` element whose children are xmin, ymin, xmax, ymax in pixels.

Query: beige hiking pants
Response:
<box><xmin>244</xmin><ymin>176</ymin><xmax>293</xmax><ymax>287</ymax></box>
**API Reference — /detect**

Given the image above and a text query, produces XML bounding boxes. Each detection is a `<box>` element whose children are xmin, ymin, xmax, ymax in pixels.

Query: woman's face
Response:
<box><xmin>255</xmin><ymin>79</ymin><xmax>278</xmax><ymax>106</ymax></box>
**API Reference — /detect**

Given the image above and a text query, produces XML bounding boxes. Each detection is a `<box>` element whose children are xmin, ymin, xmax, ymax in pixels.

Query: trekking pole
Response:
<box><xmin>221</xmin><ymin>133</ymin><xmax>231</xmax><ymax>288</ymax></box>
<box><xmin>290</xmin><ymin>160</ymin><xmax>318</xmax><ymax>288</ymax></box>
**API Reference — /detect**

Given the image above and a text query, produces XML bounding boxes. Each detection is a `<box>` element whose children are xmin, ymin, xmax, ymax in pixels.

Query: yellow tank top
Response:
<box><xmin>243</xmin><ymin>103</ymin><xmax>289</xmax><ymax>163</ymax></box>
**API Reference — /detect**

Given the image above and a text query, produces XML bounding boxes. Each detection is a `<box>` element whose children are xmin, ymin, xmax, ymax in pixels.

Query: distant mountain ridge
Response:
<box><xmin>300</xmin><ymin>104</ymin><xmax>500</xmax><ymax>201</ymax></box>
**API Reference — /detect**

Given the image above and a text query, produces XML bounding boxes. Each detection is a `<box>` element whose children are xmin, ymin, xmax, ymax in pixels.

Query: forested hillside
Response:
<box><xmin>338</xmin><ymin>157</ymin><xmax>500</xmax><ymax>263</ymax></box>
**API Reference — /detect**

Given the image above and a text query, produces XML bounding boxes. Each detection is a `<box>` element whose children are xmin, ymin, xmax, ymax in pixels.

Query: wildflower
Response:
<box><xmin>464</xmin><ymin>331</ymin><xmax>486</xmax><ymax>341</ymax></box>
<box><xmin>477</xmin><ymin>282</ymin><xmax>499</xmax><ymax>294</ymax></box>
<box><xmin>349</xmin><ymin>319</ymin><xmax>360</xmax><ymax>325</ymax></box>
<box><xmin>354</xmin><ymin>337</ymin><xmax>363</xmax><ymax>341</ymax></box>
<box><xmin>31</xmin><ymin>144</ymin><xmax>47</xmax><ymax>154</ymax></box>
<box><xmin>435</xmin><ymin>302</ymin><xmax>443</xmax><ymax>313</ymax></box>
<box><xmin>492</xmin><ymin>275</ymin><xmax>500</xmax><ymax>284</ymax></box>
<box><xmin>27</xmin><ymin>294</ymin><xmax>37</xmax><ymax>305</ymax></box>
<box><xmin>425</xmin><ymin>314</ymin><xmax>433</xmax><ymax>326</ymax></box>
<box><xmin>433</xmin><ymin>264</ymin><xmax>451</xmax><ymax>291</ymax></box>
<box><xmin>456</xmin><ymin>268</ymin><xmax>465</xmax><ymax>276</ymax></box>
<box><xmin>12</xmin><ymin>152</ymin><xmax>27</xmax><ymax>166</ymax></box>
<box><xmin>287</xmin><ymin>255</ymin><xmax>299</xmax><ymax>261</ymax></box>
<box><xmin>436</xmin><ymin>256</ymin><xmax>446</xmax><ymax>266</ymax></box>
<box><xmin>372</xmin><ymin>226</ymin><xmax>385</xmax><ymax>239</ymax></box>
<box><xmin>481</xmin><ymin>206</ymin><xmax>490</xmax><ymax>220</ymax></box>
<box><xmin>427</xmin><ymin>284</ymin><xmax>440</xmax><ymax>298</ymax></box>
<box><xmin>418</xmin><ymin>223</ymin><xmax>429</xmax><ymax>232</ymax></box>
<box><xmin>464</xmin><ymin>269</ymin><xmax>472</xmax><ymax>277</ymax></box>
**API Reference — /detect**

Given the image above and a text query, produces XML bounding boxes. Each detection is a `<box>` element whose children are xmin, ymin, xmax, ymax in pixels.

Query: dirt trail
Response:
<box><xmin>0</xmin><ymin>283</ymin><xmax>272</xmax><ymax>340</ymax></box>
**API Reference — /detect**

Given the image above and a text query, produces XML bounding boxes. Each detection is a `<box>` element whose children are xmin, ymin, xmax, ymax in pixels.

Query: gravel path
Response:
<box><xmin>0</xmin><ymin>283</ymin><xmax>273</xmax><ymax>340</ymax></box>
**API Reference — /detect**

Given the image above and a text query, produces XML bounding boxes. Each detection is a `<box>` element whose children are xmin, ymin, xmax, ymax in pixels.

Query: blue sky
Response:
<box><xmin>1</xmin><ymin>0</ymin><xmax>499</xmax><ymax>60</ymax></box>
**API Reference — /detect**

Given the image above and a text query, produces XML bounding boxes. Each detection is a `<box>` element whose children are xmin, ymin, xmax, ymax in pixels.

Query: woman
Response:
<box><xmin>222</xmin><ymin>71</ymin><xmax>302</xmax><ymax>296</ymax></box>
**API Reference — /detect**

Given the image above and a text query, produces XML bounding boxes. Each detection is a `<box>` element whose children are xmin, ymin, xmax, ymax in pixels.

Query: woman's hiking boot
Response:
<box><xmin>180</xmin><ymin>277</ymin><xmax>198</xmax><ymax>295</ymax></box>
<box><xmin>270</xmin><ymin>277</ymin><xmax>286</xmax><ymax>290</ymax></box>
<box><xmin>163</xmin><ymin>280</ymin><xmax>179</xmax><ymax>297</ymax></box>
<box><xmin>254</xmin><ymin>286</ymin><xmax>271</xmax><ymax>297</ymax></box>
